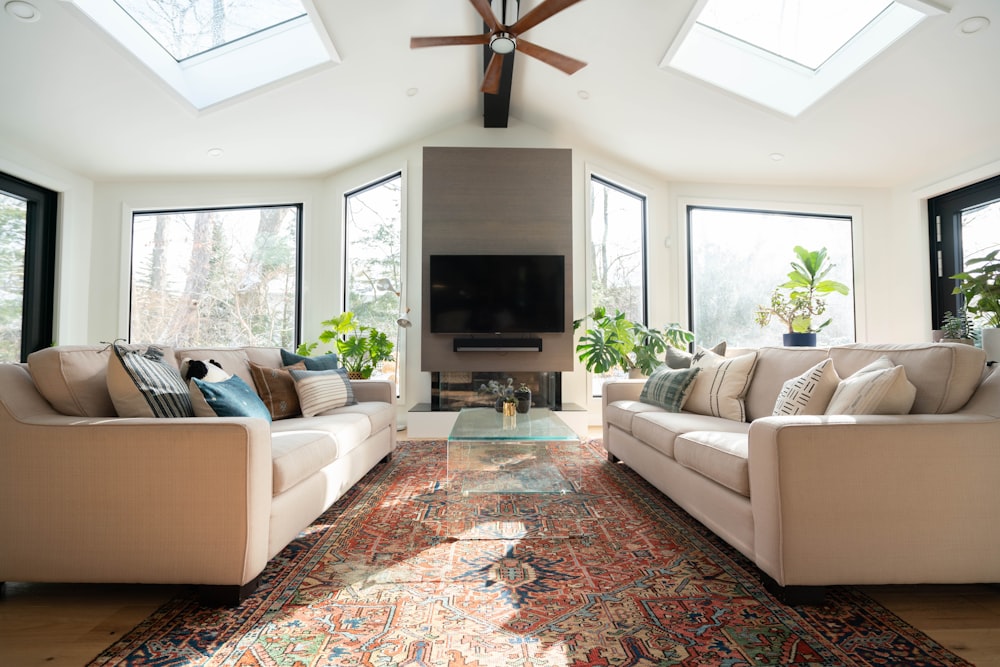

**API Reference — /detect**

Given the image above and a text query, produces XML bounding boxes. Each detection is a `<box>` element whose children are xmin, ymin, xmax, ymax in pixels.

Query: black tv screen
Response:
<box><xmin>429</xmin><ymin>254</ymin><xmax>566</xmax><ymax>334</ymax></box>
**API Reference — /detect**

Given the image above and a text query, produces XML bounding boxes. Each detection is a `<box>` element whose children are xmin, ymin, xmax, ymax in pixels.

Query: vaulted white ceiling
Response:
<box><xmin>1</xmin><ymin>0</ymin><xmax>998</xmax><ymax>188</ymax></box>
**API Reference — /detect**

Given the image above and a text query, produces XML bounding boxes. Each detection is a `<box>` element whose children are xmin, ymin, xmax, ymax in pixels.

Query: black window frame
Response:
<box><xmin>928</xmin><ymin>174</ymin><xmax>1000</xmax><ymax>329</ymax></box>
<box><xmin>0</xmin><ymin>172</ymin><xmax>57</xmax><ymax>362</ymax></box>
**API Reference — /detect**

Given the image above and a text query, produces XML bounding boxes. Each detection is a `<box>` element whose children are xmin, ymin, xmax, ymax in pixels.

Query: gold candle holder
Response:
<box><xmin>502</xmin><ymin>401</ymin><xmax>516</xmax><ymax>417</ymax></box>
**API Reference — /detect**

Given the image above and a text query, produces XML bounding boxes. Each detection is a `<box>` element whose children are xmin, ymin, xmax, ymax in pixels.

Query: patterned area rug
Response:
<box><xmin>90</xmin><ymin>440</ymin><xmax>970</xmax><ymax>666</ymax></box>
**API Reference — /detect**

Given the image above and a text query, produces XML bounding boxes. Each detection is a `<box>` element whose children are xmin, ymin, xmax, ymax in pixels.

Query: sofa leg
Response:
<box><xmin>380</xmin><ymin>452</ymin><xmax>392</xmax><ymax>464</ymax></box>
<box><xmin>198</xmin><ymin>576</ymin><xmax>261</xmax><ymax>606</ymax></box>
<box><xmin>607</xmin><ymin>452</ymin><xmax>620</xmax><ymax>463</ymax></box>
<box><xmin>762</xmin><ymin>575</ymin><xmax>826</xmax><ymax>605</ymax></box>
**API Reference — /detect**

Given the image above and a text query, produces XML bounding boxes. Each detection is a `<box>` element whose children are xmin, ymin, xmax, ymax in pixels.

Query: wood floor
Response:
<box><xmin>2</xmin><ymin>429</ymin><xmax>998</xmax><ymax>666</ymax></box>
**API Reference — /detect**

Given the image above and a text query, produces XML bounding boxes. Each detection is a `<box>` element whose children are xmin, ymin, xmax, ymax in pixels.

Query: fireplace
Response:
<box><xmin>430</xmin><ymin>371</ymin><xmax>562</xmax><ymax>411</ymax></box>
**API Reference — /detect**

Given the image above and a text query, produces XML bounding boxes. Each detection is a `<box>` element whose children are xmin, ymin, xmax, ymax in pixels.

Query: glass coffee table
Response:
<box><xmin>446</xmin><ymin>407</ymin><xmax>581</xmax><ymax>495</ymax></box>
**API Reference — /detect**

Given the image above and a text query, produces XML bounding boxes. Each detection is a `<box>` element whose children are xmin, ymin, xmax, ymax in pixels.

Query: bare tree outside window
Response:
<box><xmin>0</xmin><ymin>193</ymin><xmax>26</xmax><ymax>362</ymax></box>
<box><xmin>344</xmin><ymin>174</ymin><xmax>403</xmax><ymax>391</ymax></box>
<box><xmin>588</xmin><ymin>176</ymin><xmax>647</xmax><ymax>395</ymax></box>
<box><xmin>130</xmin><ymin>205</ymin><xmax>300</xmax><ymax>347</ymax></box>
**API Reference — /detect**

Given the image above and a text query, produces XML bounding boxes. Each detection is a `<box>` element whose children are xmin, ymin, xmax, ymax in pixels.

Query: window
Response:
<box><xmin>663</xmin><ymin>0</ymin><xmax>941</xmax><ymax>116</ymax></box>
<box><xmin>129</xmin><ymin>204</ymin><xmax>301</xmax><ymax>347</ymax></box>
<box><xmin>0</xmin><ymin>172</ymin><xmax>56</xmax><ymax>363</ymax></box>
<box><xmin>587</xmin><ymin>175</ymin><xmax>647</xmax><ymax>395</ymax></box>
<box><xmin>929</xmin><ymin>174</ymin><xmax>1000</xmax><ymax>330</ymax></box>
<box><xmin>688</xmin><ymin>206</ymin><xmax>855</xmax><ymax>348</ymax></box>
<box><xmin>67</xmin><ymin>0</ymin><xmax>337</xmax><ymax>109</ymax></box>
<box><xmin>344</xmin><ymin>173</ymin><xmax>403</xmax><ymax>391</ymax></box>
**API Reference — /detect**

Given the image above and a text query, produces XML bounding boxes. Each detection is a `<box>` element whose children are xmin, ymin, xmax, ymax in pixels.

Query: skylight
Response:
<box><xmin>662</xmin><ymin>0</ymin><xmax>945</xmax><ymax>116</ymax></box>
<box><xmin>66</xmin><ymin>0</ymin><xmax>338</xmax><ymax>110</ymax></box>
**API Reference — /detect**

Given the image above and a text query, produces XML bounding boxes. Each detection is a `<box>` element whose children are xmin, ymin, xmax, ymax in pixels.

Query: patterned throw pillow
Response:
<box><xmin>249</xmin><ymin>361</ymin><xmax>306</xmax><ymax>420</ymax></box>
<box><xmin>639</xmin><ymin>366</ymin><xmax>701</xmax><ymax>412</ymax></box>
<box><xmin>280</xmin><ymin>349</ymin><xmax>339</xmax><ymax>371</ymax></box>
<box><xmin>107</xmin><ymin>343</ymin><xmax>194</xmax><ymax>418</ymax></box>
<box><xmin>825</xmin><ymin>356</ymin><xmax>916</xmax><ymax>415</ymax></box>
<box><xmin>684</xmin><ymin>349</ymin><xmax>758</xmax><ymax>421</ymax></box>
<box><xmin>772</xmin><ymin>358</ymin><xmax>841</xmax><ymax>416</ymax></box>
<box><xmin>289</xmin><ymin>368</ymin><xmax>357</xmax><ymax>417</ymax></box>
<box><xmin>191</xmin><ymin>375</ymin><xmax>272</xmax><ymax>421</ymax></box>
<box><xmin>665</xmin><ymin>341</ymin><xmax>727</xmax><ymax>369</ymax></box>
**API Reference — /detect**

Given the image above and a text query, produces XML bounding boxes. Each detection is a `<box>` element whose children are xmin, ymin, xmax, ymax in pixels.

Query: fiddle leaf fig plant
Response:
<box><xmin>296</xmin><ymin>311</ymin><xmax>394</xmax><ymax>379</ymax></box>
<box><xmin>754</xmin><ymin>245</ymin><xmax>850</xmax><ymax>334</ymax></box>
<box><xmin>573</xmin><ymin>307</ymin><xmax>694</xmax><ymax>376</ymax></box>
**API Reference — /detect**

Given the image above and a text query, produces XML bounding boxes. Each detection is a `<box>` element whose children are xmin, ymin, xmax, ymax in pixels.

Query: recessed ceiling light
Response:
<box><xmin>207</xmin><ymin>147</ymin><xmax>224</xmax><ymax>157</ymax></box>
<box><xmin>959</xmin><ymin>16</ymin><xmax>990</xmax><ymax>34</ymax></box>
<box><xmin>5</xmin><ymin>0</ymin><xmax>40</xmax><ymax>22</ymax></box>
<box><xmin>769</xmin><ymin>152</ymin><xmax>785</xmax><ymax>162</ymax></box>
<box><xmin>406</xmin><ymin>87</ymin><xmax>419</xmax><ymax>97</ymax></box>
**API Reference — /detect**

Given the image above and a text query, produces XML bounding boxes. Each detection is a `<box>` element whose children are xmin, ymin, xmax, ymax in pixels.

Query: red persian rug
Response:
<box><xmin>90</xmin><ymin>440</ymin><xmax>971</xmax><ymax>666</ymax></box>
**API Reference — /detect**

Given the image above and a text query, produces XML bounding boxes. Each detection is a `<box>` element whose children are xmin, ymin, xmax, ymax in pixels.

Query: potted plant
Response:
<box><xmin>951</xmin><ymin>248</ymin><xmax>1000</xmax><ymax>361</ymax></box>
<box><xmin>573</xmin><ymin>307</ymin><xmax>694</xmax><ymax>377</ymax></box>
<box><xmin>297</xmin><ymin>311</ymin><xmax>394</xmax><ymax>379</ymax></box>
<box><xmin>937</xmin><ymin>310</ymin><xmax>975</xmax><ymax>345</ymax></box>
<box><xmin>478</xmin><ymin>377</ymin><xmax>517</xmax><ymax>413</ymax></box>
<box><xmin>754</xmin><ymin>245</ymin><xmax>850</xmax><ymax>347</ymax></box>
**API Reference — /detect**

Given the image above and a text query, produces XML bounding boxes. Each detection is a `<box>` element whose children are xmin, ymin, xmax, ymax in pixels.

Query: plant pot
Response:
<box><xmin>627</xmin><ymin>368</ymin><xmax>646</xmax><ymax>379</ymax></box>
<box><xmin>347</xmin><ymin>371</ymin><xmax>365</xmax><ymax>380</ymax></box>
<box><xmin>982</xmin><ymin>327</ymin><xmax>1000</xmax><ymax>363</ymax></box>
<box><xmin>514</xmin><ymin>384</ymin><xmax>531</xmax><ymax>414</ymax></box>
<box><xmin>783</xmin><ymin>332</ymin><xmax>817</xmax><ymax>347</ymax></box>
<box><xmin>502</xmin><ymin>401</ymin><xmax>516</xmax><ymax>417</ymax></box>
<box><xmin>941</xmin><ymin>337</ymin><xmax>974</xmax><ymax>345</ymax></box>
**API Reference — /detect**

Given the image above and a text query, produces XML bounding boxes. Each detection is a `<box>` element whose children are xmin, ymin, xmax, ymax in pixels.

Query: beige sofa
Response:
<box><xmin>603</xmin><ymin>343</ymin><xmax>1000</xmax><ymax>603</ymax></box>
<box><xmin>0</xmin><ymin>345</ymin><xmax>395</xmax><ymax>604</ymax></box>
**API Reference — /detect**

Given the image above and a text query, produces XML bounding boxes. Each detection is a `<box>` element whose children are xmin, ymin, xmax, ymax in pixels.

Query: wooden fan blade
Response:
<box><xmin>469</xmin><ymin>0</ymin><xmax>501</xmax><ymax>32</ymax></box>
<box><xmin>481</xmin><ymin>52</ymin><xmax>505</xmax><ymax>95</ymax></box>
<box><xmin>410</xmin><ymin>34</ymin><xmax>492</xmax><ymax>48</ymax></box>
<box><xmin>509</xmin><ymin>0</ymin><xmax>585</xmax><ymax>35</ymax></box>
<box><xmin>516</xmin><ymin>38</ymin><xmax>586</xmax><ymax>75</ymax></box>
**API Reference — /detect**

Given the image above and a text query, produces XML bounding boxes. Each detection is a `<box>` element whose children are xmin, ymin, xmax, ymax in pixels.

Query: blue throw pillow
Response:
<box><xmin>280</xmin><ymin>349</ymin><xmax>339</xmax><ymax>370</ymax></box>
<box><xmin>639</xmin><ymin>366</ymin><xmax>701</xmax><ymax>412</ymax></box>
<box><xmin>192</xmin><ymin>375</ymin><xmax>272</xmax><ymax>421</ymax></box>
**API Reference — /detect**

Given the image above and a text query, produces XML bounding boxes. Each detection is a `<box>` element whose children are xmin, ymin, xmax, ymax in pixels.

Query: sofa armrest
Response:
<box><xmin>602</xmin><ymin>379</ymin><xmax>646</xmax><ymax>408</ymax></box>
<box><xmin>747</xmin><ymin>414</ymin><xmax>1000</xmax><ymax>587</ymax></box>
<box><xmin>0</xmin><ymin>401</ymin><xmax>273</xmax><ymax>587</ymax></box>
<box><xmin>350</xmin><ymin>378</ymin><xmax>395</xmax><ymax>405</ymax></box>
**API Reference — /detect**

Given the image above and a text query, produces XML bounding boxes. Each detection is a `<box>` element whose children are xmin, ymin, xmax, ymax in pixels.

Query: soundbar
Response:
<box><xmin>453</xmin><ymin>337</ymin><xmax>543</xmax><ymax>352</ymax></box>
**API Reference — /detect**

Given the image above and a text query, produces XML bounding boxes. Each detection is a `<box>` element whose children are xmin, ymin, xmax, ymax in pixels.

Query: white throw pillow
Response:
<box><xmin>289</xmin><ymin>368</ymin><xmax>357</xmax><ymax>417</ymax></box>
<box><xmin>685</xmin><ymin>349</ymin><xmax>758</xmax><ymax>421</ymax></box>
<box><xmin>825</xmin><ymin>356</ymin><xmax>916</xmax><ymax>415</ymax></box>
<box><xmin>772</xmin><ymin>358</ymin><xmax>841</xmax><ymax>416</ymax></box>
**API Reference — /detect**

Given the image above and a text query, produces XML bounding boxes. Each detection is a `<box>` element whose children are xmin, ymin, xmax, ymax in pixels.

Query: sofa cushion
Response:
<box><xmin>772</xmin><ymin>358</ymin><xmax>841</xmax><ymax>416</ymax></box>
<box><xmin>290</xmin><ymin>368</ymin><xmax>357</xmax><ymax>417</ymax></box>
<box><xmin>107</xmin><ymin>343</ymin><xmax>193</xmax><ymax>418</ymax></box>
<box><xmin>744</xmin><ymin>346</ymin><xmax>831</xmax><ymax>421</ymax></box>
<box><xmin>639</xmin><ymin>366</ymin><xmax>700</xmax><ymax>411</ymax></box>
<box><xmin>269</xmin><ymin>413</ymin><xmax>373</xmax><ymax>494</ymax></box>
<box><xmin>249</xmin><ymin>361</ymin><xmax>306</xmax><ymax>420</ymax></box>
<box><xmin>685</xmin><ymin>349</ymin><xmax>758</xmax><ymax>421</ymax></box>
<box><xmin>280</xmin><ymin>349</ymin><xmax>339</xmax><ymax>371</ymax></box>
<box><xmin>605</xmin><ymin>399</ymin><xmax>668</xmax><ymax>434</ymax></box>
<box><xmin>665</xmin><ymin>341</ymin><xmax>726</xmax><ymax>369</ymax></box>
<box><xmin>632</xmin><ymin>411</ymin><xmax>750</xmax><ymax>459</ymax></box>
<box><xmin>674</xmin><ymin>431</ymin><xmax>750</xmax><ymax>498</ymax></box>
<box><xmin>27</xmin><ymin>345</ymin><xmax>117</xmax><ymax>417</ymax></box>
<box><xmin>825</xmin><ymin>356</ymin><xmax>916</xmax><ymax>415</ymax></box>
<box><xmin>828</xmin><ymin>343</ymin><xmax>984</xmax><ymax>414</ymax></box>
<box><xmin>191</xmin><ymin>375</ymin><xmax>272</xmax><ymax>421</ymax></box>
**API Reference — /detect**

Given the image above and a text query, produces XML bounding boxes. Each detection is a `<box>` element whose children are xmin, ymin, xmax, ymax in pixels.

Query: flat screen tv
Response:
<box><xmin>429</xmin><ymin>254</ymin><xmax>565</xmax><ymax>334</ymax></box>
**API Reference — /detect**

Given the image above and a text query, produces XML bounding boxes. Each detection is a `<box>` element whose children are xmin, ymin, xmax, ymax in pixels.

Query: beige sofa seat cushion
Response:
<box><xmin>325</xmin><ymin>401</ymin><xmax>394</xmax><ymax>434</ymax></box>
<box><xmin>829</xmin><ymin>343</ymin><xmax>984</xmax><ymax>414</ymax></box>
<box><xmin>269</xmin><ymin>413</ymin><xmax>373</xmax><ymax>495</ymax></box>
<box><xmin>744</xmin><ymin>346</ymin><xmax>831</xmax><ymax>421</ymax></box>
<box><xmin>632</xmin><ymin>411</ymin><xmax>750</xmax><ymax>459</ymax></box>
<box><xmin>605</xmin><ymin>399</ymin><xmax>667</xmax><ymax>434</ymax></box>
<box><xmin>27</xmin><ymin>345</ymin><xmax>116</xmax><ymax>417</ymax></box>
<box><xmin>674</xmin><ymin>431</ymin><xmax>750</xmax><ymax>498</ymax></box>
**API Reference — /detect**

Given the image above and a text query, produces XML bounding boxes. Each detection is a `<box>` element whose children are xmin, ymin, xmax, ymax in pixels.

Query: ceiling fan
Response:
<box><xmin>410</xmin><ymin>0</ymin><xmax>587</xmax><ymax>95</ymax></box>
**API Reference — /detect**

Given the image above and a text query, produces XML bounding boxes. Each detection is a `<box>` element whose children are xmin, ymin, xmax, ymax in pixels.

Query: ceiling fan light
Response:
<box><xmin>490</xmin><ymin>33</ymin><xmax>516</xmax><ymax>54</ymax></box>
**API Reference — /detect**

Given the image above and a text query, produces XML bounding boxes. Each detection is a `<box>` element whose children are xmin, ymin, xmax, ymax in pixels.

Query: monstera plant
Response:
<box><xmin>573</xmin><ymin>307</ymin><xmax>693</xmax><ymax>377</ymax></box>
<box><xmin>297</xmin><ymin>311</ymin><xmax>394</xmax><ymax>379</ymax></box>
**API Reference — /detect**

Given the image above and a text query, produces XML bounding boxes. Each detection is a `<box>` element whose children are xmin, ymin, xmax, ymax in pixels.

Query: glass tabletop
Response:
<box><xmin>448</xmin><ymin>407</ymin><xmax>578</xmax><ymax>442</ymax></box>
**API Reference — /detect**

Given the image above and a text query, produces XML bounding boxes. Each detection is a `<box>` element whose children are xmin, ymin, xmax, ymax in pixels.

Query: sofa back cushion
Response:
<box><xmin>828</xmin><ymin>343</ymin><xmax>984</xmax><ymax>414</ymax></box>
<box><xmin>744</xmin><ymin>347</ymin><xmax>830</xmax><ymax>421</ymax></box>
<box><xmin>27</xmin><ymin>345</ymin><xmax>117</xmax><ymax>417</ymax></box>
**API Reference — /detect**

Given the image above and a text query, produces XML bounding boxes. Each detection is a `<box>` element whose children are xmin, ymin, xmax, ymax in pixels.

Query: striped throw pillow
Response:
<box><xmin>289</xmin><ymin>368</ymin><xmax>357</xmax><ymax>417</ymax></box>
<box><xmin>639</xmin><ymin>366</ymin><xmax>701</xmax><ymax>412</ymax></box>
<box><xmin>107</xmin><ymin>343</ymin><xmax>194</xmax><ymax>418</ymax></box>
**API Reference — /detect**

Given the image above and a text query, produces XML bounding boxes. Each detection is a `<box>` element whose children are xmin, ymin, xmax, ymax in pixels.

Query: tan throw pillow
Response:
<box><xmin>289</xmin><ymin>367</ymin><xmax>357</xmax><ymax>418</ymax></box>
<box><xmin>825</xmin><ymin>356</ymin><xmax>917</xmax><ymax>415</ymax></box>
<box><xmin>665</xmin><ymin>341</ymin><xmax>726</xmax><ymax>369</ymax></box>
<box><xmin>772</xmin><ymin>358</ymin><xmax>841</xmax><ymax>416</ymax></box>
<box><xmin>249</xmin><ymin>361</ymin><xmax>306</xmax><ymax>420</ymax></box>
<box><xmin>685</xmin><ymin>349</ymin><xmax>758</xmax><ymax>421</ymax></box>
